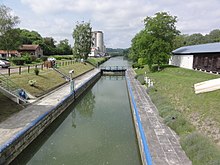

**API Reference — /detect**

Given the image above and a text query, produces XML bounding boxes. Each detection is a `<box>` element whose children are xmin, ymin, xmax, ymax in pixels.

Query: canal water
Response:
<box><xmin>12</xmin><ymin>57</ymin><xmax>141</xmax><ymax>165</ymax></box>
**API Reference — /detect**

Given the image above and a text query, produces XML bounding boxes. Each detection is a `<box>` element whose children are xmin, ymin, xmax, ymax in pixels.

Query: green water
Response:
<box><xmin>12</xmin><ymin>57</ymin><xmax>141</xmax><ymax>165</ymax></box>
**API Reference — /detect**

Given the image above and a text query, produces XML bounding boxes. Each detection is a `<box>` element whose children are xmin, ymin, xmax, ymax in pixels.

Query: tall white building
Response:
<box><xmin>89</xmin><ymin>31</ymin><xmax>106</xmax><ymax>57</ymax></box>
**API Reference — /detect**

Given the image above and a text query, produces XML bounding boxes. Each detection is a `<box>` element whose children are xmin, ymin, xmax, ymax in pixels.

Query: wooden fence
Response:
<box><xmin>3</xmin><ymin>60</ymin><xmax>76</xmax><ymax>76</ymax></box>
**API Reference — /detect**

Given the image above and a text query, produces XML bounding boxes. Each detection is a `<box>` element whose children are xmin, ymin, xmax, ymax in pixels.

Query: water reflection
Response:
<box><xmin>71</xmin><ymin>90</ymin><xmax>95</xmax><ymax>128</ymax></box>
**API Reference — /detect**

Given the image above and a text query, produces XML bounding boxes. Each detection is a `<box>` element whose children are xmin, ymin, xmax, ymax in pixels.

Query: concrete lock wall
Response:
<box><xmin>0</xmin><ymin>71</ymin><xmax>101</xmax><ymax>165</ymax></box>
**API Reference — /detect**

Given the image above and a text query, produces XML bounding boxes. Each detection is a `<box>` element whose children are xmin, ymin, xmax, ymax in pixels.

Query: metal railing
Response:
<box><xmin>99</xmin><ymin>66</ymin><xmax>129</xmax><ymax>70</ymax></box>
<box><xmin>0</xmin><ymin>73</ymin><xmax>27</xmax><ymax>103</ymax></box>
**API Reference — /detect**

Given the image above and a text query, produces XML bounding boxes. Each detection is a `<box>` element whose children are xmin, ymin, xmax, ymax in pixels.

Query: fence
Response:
<box><xmin>1</xmin><ymin>60</ymin><xmax>76</xmax><ymax>76</ymax></box>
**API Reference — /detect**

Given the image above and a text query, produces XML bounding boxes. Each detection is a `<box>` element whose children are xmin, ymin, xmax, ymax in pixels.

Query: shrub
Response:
<box><xmin>34</xmin><ymin>68</ymin><xmax>39</xmax><ymax>75</ymax></box>
<box><xmin>11</xmin><ymin>57</ymin><xmax>25</xmax><ymax>65</ymax></box>
<box><xmin>30</xmin><ymin>55</ymin><xmax>37</xmax><ymax>62</ymax></box>
<box><xmin>137</xmin><ymin>74</ymin><xmax>145</xmax><ymax>85</ymax></box>
<box><xmin>40</xmin><ymin>56</ymin><xmax>48</xmax><ymax>62</ymax></box>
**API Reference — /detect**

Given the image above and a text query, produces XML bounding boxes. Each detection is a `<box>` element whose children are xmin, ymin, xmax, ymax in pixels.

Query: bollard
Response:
<box><xmin>19</xmin><ymin>66</ymin><xmax>21</xmax><ymax>75</ymax></box>
<box><xmin>28</xmin><ymin>66</ymin><xmax>30</xmax><ymax>73</ymax></box>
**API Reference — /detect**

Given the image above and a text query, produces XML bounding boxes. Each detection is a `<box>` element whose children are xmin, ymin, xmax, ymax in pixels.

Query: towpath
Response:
<box><xmin>126</xmin><ymin>68</ymin><xmax>192</xmax><ymax>165</ymax></box>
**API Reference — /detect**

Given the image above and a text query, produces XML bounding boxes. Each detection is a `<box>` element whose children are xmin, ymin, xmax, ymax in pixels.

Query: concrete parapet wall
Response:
<box><xmin>0</xmin><ymin>71</ymin><xmax>101</xmax><ymax>165</ymax></box>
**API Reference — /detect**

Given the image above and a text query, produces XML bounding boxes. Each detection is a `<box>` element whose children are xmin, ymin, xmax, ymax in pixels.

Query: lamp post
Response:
<box><xmin>69</xmin><ymin>70</ymin><xmax>74</xmax><ymax>93</ymax></box>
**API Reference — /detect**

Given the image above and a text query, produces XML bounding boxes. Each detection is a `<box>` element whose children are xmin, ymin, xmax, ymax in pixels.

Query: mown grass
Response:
<box><xmin>86</xmin><ymin>57</ymin><xmax>108</xmax><ymax>66</ymax></box>
<box><xmin>8</xmin><ymin>62</ymin><xmax>94</xmax><ymax>97</ymax></box>
<box><xmin>135</xmin><ymin>65</ymin><xmax>220</xmax><ymax>165</ymax></box>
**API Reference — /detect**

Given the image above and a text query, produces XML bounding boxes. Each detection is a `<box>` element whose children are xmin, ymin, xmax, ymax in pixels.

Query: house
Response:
<box><xmin>169</xmin><ymin>42</ymin><xmax>220</xmax><ymax>73</ymax></box>
<box><xmin>18</xmin><ymin>44</ymin><xmax>43</xmax><ymax>58</ymax></box>
<box><xmin>0</xmin><ymin>50</ymin><xmax>20</xmax><ymax>58</ymax></box>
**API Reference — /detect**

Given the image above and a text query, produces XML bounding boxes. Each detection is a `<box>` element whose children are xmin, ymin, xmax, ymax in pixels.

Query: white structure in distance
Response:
<box><xmin>89</xmin><ymin>31</ymin><xmax>106</xmax><ymax>57</ymax></box>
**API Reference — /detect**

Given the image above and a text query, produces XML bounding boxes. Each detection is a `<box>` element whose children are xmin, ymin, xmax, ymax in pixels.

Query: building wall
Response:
<box><xmin>90</xmin><ymin>31</ymin><xmax>105</xmax><ymax>57</ymax></box>
<box><xmin>169</xmin><ymin>55</ymin><xmax>194</xmax><ymax>69</ymax></box>
<box><xmin>193</xmin><ymin>54</ymin><xmax>220</xmax><ymax>73</ymax></box>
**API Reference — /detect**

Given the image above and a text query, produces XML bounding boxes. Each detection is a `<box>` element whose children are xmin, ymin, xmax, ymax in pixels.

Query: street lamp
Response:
<box><xmin>69</xmin><ymin>70</ymin><xmax>74</xmax><ymax>93</ymax></box>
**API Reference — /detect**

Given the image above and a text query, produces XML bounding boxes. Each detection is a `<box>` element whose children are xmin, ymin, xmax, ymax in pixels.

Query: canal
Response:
<box><xmin>11</xmin><ymin>57</ymin><xmax>141</xmax><ymax>165</ymax></box>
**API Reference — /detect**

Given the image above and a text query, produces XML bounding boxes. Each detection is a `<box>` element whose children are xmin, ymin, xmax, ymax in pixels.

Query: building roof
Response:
<box><xmin>0</xmin><ymin>50</ymin><xmax>19</xmax><ymax>54</ymax></box>
<box><xmin>172</xmin><ymin>42</ymin><xmax>220</xmax><ymax>55</ymax></box>
<box><xmin>19</xmin><ymin>44</ymin><xmax>39</xmax><ymax>51</ymax></box>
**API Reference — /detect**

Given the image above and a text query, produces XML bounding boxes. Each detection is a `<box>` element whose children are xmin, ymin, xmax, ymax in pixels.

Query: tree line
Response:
<box><xmin>0</xmin><ymin>5</ymin><xmax>91</xmax><ymax>55</ymax></box>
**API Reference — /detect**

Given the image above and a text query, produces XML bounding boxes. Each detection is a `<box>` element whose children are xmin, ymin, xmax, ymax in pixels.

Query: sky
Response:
<box><xmin>1</xmin><ymin>0</ymin><xmax>220</xmax><ymax>48</ymax></box>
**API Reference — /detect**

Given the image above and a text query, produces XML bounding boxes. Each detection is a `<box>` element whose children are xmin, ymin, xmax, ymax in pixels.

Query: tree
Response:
<box><xmin>0</xmin><ymin>5</ymin><xmax>19</xmax><ymax>35</ymax></box>
<box><xmin>0</xmin><ymin>5</ymin><xmax>20</xmax><ymax>56</ymax></box>
<box><xmin>19</xmin><ymin>29</ymin><xmax>43</xmax><ymax>44</ymax></box>
<box><xmin>185</xmin><ymin>33</ymin><xmax>206</xmax><ymax>45</ymax></box>
<box><xmin>72</xmin><ymin>22</ymin><xmax>92</xmax><ymax>60</ymax></box>
<box><xmin>56</xmin><ymin>39</ymin><xmax>72</xmax><ymax>55</ymax></box>
<box><xmin>42</xmin><ymin>37</ymin><xmax>57</xmax><ymax>55</ymax></box>
<box><xmin>0</xmin><ymin>28</ymin><xmax>21</xmax><ymax>53</ymax></box>
<box><xmin>207</xmin><ymin>29</ymin><xmax>220</xmax><ymax>43</ymax></box>
<box><xmin>144</xmin><ymin>12</ymin><xmax>180</xmax><ymax>70</ymax></box>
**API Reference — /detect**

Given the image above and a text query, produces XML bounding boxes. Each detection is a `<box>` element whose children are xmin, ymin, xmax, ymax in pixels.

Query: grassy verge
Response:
<box><xmin>9</xmin><ymin>62</ymin><xmax>94</xmax><ymax>97</ymax></box>
<box><xmin>86</xmin><ymin>57</ymin><xmax>108</xmax><ymax>66</ymax></box>
<box><xmin>135</xmin><ymin>65</ymin><xmax>220</xmax><ymax>165</ymax></box>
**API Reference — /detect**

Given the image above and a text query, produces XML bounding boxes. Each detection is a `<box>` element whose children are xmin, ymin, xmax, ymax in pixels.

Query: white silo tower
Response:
<box><xmin>96</xmin><ymin>31</ymin><xmax>104</xmax><ymax>52</ymax></box>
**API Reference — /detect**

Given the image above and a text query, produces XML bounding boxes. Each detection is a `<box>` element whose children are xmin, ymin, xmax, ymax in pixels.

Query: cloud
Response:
<box><xmin>18</xmin><ymin>0</ymin><xmax>220</xmax><ymax>48</ymax></box>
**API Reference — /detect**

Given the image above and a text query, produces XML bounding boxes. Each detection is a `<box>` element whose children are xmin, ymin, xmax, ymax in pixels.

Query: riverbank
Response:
<box><xmin>0</xmin><ymin>69</ymin><xmax>101</xmax><ymax>164</ymax></box>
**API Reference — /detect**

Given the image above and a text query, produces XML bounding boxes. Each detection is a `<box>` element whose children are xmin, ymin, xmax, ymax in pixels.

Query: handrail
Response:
<box><xmin>0</xmin><ymin>72</ymin><xmax>27</xmax><ymax>103</ymax></box>
<box><xmin>99</xmin><ymin>66</ymin><xmax>129</xmax><ymax>70</ymax></box>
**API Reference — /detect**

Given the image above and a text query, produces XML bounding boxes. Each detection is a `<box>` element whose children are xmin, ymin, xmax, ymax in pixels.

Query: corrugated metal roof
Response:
<box><xmin>172</xmin><ymin>42</ymin><xmax>220</xmax><ymax>55</ymax></box>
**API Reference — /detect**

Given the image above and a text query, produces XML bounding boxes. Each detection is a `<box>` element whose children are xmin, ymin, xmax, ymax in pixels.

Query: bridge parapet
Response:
<box><xmin>100</xmin><ymin>66</ymin><xmax>129</xmax><ymax>75</ymax></box>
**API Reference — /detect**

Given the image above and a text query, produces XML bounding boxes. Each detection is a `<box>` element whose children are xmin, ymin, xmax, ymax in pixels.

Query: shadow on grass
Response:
<box><xmin>150</xmin><ymin>64</ymin><xmax>178</xmax><ymax>72</ymax></box>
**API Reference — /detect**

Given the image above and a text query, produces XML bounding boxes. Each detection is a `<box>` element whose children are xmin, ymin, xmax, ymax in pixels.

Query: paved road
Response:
<box><xmin>126</xmin><ymin>69</ymin><xmax>191</xmax><ymax>165</ymax></box>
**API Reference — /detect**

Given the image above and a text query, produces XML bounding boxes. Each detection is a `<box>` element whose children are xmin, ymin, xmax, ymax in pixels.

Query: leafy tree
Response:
<box><xmin>207</xmin><ymin>29</ymin><xmax>220</xmax><ymax>42</ymax></box>
<box><xmin>43</xmin><ymin>37</ymin><xmax>57</xmax><ymax>55</ymax></box>
<box><xmin>0</xmin><ymin>28</ymin><xmax>21</xmax><ymax>53</ymax></box>
<box><xmin>129</xmin><ymin>30</ymin><xmax>150</xmax><ymax>63</ymax></box>
<box><xmin>144</xmin><ymin>12</ymin><xmax>180</xmax><ymax>70</ymax></box>
<box><xmin>129</xmin><ymin>12</ymin><xmax>179</xmax><ymax>70</ymax></box>
<box><xmin>185</xmin><ymin>33</ymin><xmax>206</xmax><ymax>45</ymax></box>
<box><xmin>173</xmin><ymin>34</ymin><xmax>188</xmax><ymax>49</ymax></box>
<box><xmin>0</xmin><ymin>5</ymin><xmax>19</xmax><ymax>35</ymax></box>
<box><xmin>56</xmin><ymin>39</ymin><xmax>72</xmax><ymax>55</ymax></box>
<box><xmin>19</xmin><ymin>29</ymin><xmax>42</xmax><ymax>44</ymax></box>
<box><xmin>0</xmin><ymin>5</ymin><xmax>20</xmax><ymax>55</ymax></box>
<box><xmin>72</xmin><ymin>22</ymin><xmax>92</xmax><ymax>60</ymax></box>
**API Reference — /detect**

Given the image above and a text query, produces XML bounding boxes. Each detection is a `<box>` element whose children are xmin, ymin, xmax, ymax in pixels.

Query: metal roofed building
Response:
<box><xmin>169</xmin><ymin>42</ymin><xmax>220</xmax><ymax>73</ymax></box>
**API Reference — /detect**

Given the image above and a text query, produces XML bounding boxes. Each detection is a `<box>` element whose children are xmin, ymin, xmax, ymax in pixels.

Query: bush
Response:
<box><xmin>30</xmin><ymin>55</ymin><xmax>37</xmax><ymax>62</ymax></box>
<box><xmin>22</xmin><ymin>53</ymin><xmax>32</xmax><ymax>64</ymax></box>
<box><xmin>34</xmin><ymin>68</ymin><xmax>39</xmax><ymax>75</ymax></box>
<box><xmin>40</xmin><ymin>56</ymin><xmax>48</xmax><ymax>62</ymax></box>
<box><xmin>132</xmin><ymin>63</ymin><xmax>144</xmax><ymax>68</ymax></box>
<box><xmin>136</xmin><ymin>74</ymin><xmax>145</xmax><ymax>85</ymax></box>
<box><xmin>11</xmin><ymin>58</ymin><xmax>25</xmax><ymax>65</ymax></box>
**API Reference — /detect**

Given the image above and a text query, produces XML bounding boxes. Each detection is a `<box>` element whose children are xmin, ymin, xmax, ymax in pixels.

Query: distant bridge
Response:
<box><xmin>99</xmin><ymin>66</ymin><xmax>129</xmax><ymax>75</ymax></box>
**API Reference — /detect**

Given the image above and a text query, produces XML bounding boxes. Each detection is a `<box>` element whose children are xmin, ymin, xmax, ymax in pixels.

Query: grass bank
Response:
<box><xmin>9</xmin><ymin>62</ymin><xmax>94</xmax><ymax>97</ymax></box>
<box><xmin>86</xmin><ymin>57</ymin><xmax>108</xmax><ymax>66</ymax></box>
<box><xmin>135</xmin><ymin>65</ymin><xmax>220</xmax><ymax>165</ymax></box>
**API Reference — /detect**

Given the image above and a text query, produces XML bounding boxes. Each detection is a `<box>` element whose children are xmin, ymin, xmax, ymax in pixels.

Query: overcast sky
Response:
<box><xmin>1</xmin><ymin>0</ymin><xmax>220</xmax><ymax>48</ymax></box>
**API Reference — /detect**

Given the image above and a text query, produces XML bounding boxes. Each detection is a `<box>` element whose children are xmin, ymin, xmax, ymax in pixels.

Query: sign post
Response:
<box><xmin>69</xmin><ymin>70</ymin><xmax>74</xmax><ymax>93</ymax></box>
